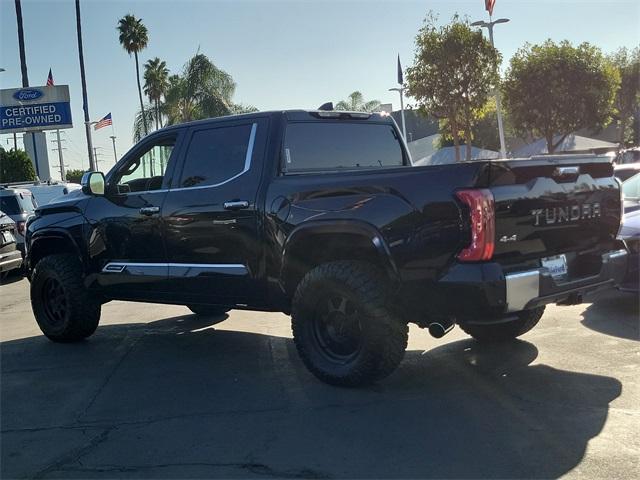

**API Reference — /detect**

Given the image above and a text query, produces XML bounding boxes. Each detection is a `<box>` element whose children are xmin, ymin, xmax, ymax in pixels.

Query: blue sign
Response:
<box><xmin>12</xmin><ymin>88</ymin><xmax>44</xmax><ymax>102</ymax></box>
<box><xmin>0</xmin><ymin>102</ymin><xmax>72</xmax><ymax>131</ymax></box>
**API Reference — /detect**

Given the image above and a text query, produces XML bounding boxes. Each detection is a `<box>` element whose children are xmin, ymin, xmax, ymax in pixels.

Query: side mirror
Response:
<box><xmin>81</xmin><ymin>171</ymin><xmax>105</xmax><ymax>196</ymax></box>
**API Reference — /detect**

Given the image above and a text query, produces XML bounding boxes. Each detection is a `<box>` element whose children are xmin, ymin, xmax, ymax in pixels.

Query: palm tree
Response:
<box><xmin>335</xmin><ymin>91</ymin><xmax>381</xmax><ymax>112</ymax></box>
<box><xmin>117</xmin><ymin>14</ymin><xmax>149</xmax><ymax>136</ymax></box>
<box><xmin>14</xmin><ymin>0</ymin><xmax>29</xmax><ymax>87</ymax></box>
<box><xmin>132</xmin><ymin>53</ymin><xmax>257</xmax><ymax>141</ymax></box>
<box><xmin>163</xmin><ymin>53</ymin><xmax>235</xmax><ymax>124</ymax></box>
<box><xmin>143</xmin><ymin>57</ymin><xmax>169</xmax><ymax>130</ymax></box>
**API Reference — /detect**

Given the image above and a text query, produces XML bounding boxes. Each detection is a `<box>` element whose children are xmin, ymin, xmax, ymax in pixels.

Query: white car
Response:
<box><xmin>19</xmin><ymin>181</ymin><xmax>81</xmax><ymax>206</ymax></box>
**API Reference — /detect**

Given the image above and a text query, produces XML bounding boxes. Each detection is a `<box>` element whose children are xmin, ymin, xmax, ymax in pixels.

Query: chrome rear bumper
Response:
<box><xmin>504</xmin><ymin>249</ymin><xmax>628</xmax><ymax>312</ymax></box>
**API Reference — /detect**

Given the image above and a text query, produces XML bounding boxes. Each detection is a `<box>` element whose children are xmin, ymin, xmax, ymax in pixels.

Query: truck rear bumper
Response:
<box><xmin>0</xmin><ymin>250</ymin><xmax>23</xmax><ymax>273</ymax></box>
<box><xmin>409</xmin><ymin>249</ymin><xmax>628</xmax><ymax>322</ymax></box>
<box><xmin>504</xmin><ymin>249</ymin><xmax>627</xmax><ymax>311</ymax></box>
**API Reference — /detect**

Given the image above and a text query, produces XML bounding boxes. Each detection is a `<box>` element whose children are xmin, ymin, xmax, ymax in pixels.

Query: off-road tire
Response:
<box><xmin>291</xmin><ymin>261</ymin><xmax>408</xmax><ymax>387</ymax></box>
<box><xmin>186</xmin><ymin>305</ymin><xmax>230</xmax><ymax>318</ymax></box>
<box><xmin>31</xmin><ymin>254</ymin><xmax>101</xmax><ymax>342</ymax></box>
<box><xmin>460</xmin><ymin>306</ymin><xmax>545</xmax><ymax>342</ymax></box>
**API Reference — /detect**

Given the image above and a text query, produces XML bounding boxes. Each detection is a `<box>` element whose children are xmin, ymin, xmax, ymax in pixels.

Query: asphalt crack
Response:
<box><xmin>32</xmin><ymin>427</ymin><xmax>113</xmax><ymax>479</ymax></box>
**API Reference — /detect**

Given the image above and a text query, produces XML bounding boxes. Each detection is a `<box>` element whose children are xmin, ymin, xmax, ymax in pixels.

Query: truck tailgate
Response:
<box><xmin>488</xmin><ymin>156</ymin><xmax>621</xmax><ymax>273</ymax></box>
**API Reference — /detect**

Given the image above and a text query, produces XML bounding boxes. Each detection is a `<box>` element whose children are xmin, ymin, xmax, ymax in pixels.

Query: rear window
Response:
<box><xmin>0</xmin><ymin>192</ymin><xmax>37</xmax><ymax>215</ymax></box>
<box><xmin>284</xmin><ymin>122</ymin><xmax>405</xmax><ymax>172</ymax></box>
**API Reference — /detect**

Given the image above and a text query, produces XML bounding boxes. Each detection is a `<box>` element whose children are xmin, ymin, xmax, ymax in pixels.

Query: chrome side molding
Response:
<box><xmin>102</xmin><ymin>262</ymin><xmax>248</xmax><ymax>277</ymax></box>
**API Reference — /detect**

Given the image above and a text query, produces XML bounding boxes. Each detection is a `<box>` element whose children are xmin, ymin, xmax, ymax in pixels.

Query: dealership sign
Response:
<box><xmin>0</xmin><ymin>85</ymin><xmax>72</xmax><ymax>133</ymax></box>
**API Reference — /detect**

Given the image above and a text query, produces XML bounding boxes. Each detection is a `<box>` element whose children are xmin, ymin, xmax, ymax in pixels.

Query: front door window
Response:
<box><xmin>113</xmin><ymin>138</ymin><xmax>175</xmax><ymax>194</ymax></box>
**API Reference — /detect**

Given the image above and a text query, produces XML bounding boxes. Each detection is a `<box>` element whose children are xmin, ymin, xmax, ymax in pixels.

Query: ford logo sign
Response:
<box><xmin>13</xmin><ymin>89</ymin><xmax>44</xmax><ymax>101</ymax></box>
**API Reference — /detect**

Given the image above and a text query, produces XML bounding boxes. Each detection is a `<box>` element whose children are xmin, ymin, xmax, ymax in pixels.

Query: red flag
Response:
<box><xmin>46</xmin><ymin>68</ymin><xmax>54</xmax><ymax>86</ymax></box>
<box><xmin>485</xmin><ymin>0</ymin><xmax>496</xmax><ymax>16</ymax></box>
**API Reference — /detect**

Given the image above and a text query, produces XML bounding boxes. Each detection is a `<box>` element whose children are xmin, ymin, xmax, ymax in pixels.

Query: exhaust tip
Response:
<box><xmin>428</xmin><ymin>322</ymin><xmax>454</xmax><ymax>339</ymax></box>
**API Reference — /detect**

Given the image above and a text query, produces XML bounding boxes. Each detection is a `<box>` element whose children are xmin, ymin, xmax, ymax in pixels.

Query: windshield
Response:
<box><xmin>622</xmin><ymin>172</ymin><xmax>640</xmax><ymax>200</ymax></box>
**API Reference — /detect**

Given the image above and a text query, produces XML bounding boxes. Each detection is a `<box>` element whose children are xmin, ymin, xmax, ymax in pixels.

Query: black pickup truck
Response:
<box><xmin>25</xmin><ymin>110</ymin><xmax>627</xmax><ymax>386</ymax></box>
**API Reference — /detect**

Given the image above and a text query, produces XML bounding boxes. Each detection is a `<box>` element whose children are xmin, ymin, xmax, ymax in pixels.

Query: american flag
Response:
<box><xmin>94</xmin><ymin>113</ymin><xmax>112</xmax><ymax>130</ymax></box>
<box><xmin>485</xmin><ymin>0</ymin><xmax>496</xmax><ymax>16</ymax></box>
<box><xmin>46</xmin><ymin>68</ymin><xmax>54</xmax><ymax>86</ymax></box>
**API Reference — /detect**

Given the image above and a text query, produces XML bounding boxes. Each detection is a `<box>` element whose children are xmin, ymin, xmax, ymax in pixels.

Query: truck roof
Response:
<box><xmin>156</xmin><ymin>109</ymin><xmax>394</xmax><ymax>134</ymax></box>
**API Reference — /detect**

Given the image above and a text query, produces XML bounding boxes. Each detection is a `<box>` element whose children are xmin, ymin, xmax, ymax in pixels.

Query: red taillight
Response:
<box><xmin>16</xmin><ymin>221</ymin><xmax>26</xmax><ymax>235</ymax></box>
<box><xmin>455</xmin><ymin>189</ymin><xmax>495</xmax><ymax>262</ymax></box>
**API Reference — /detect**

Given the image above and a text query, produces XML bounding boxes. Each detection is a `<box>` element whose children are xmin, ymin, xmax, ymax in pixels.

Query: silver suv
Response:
<box><xmin>0</xmin><ymin>186</ymin><xmax>38</xmax><ymax>256</ymax></box>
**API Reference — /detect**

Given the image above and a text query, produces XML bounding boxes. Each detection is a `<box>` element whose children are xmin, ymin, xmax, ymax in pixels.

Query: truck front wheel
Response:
<box><xmin>291</xmin><ymin>261</ymin><xmax>408</xmax><ymax>387</ymax></box>
<box><xmin>31</xmin><ymin>254</ymin><xmax>101</xmax><ymax>342</ymax></box>
<box><xmin>459</xmin><ymin>307</ymin><xmax>545</xmax><ymax>342</ymax></box>
<box><xmin>186</xmin><ymin>305</ymin><xmax>230</xmax><ymax>318</ymax></box>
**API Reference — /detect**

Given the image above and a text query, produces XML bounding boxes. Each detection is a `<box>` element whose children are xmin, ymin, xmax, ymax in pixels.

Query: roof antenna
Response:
<box><xmin>318</xmin><ymin>102</ymin><xmax>333</xmax><ymax>111</ymax></box>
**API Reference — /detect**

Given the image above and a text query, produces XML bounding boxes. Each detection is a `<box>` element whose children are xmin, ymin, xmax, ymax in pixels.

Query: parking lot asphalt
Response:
<box><xmin>1</xmin><ymin>275</ymin><xmax>638</xmax><ymax>479</ymax></box>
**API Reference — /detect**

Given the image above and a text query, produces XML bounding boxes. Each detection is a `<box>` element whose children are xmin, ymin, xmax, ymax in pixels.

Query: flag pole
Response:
<box><xmin>109</xmin><ymin>120</ymin><xmax>117</xmax><ymax>163</ymax></box>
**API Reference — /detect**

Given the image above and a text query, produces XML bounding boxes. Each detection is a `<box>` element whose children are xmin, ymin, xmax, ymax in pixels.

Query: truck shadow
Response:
<box><xmin>1</xmin><ymin>314</ymin><xmax>623</xmax><ymax>479</ymax></box>
<box><xmin>581</xmin><ymin>289</ymin><xmax>639</xmax><ymax>341</ymax></box>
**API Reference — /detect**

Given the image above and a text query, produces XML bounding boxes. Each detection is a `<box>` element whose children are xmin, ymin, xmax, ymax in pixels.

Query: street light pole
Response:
<box><xmin>472</xmin><ymin>17</ymin><xmax>509</xmax><ymax>159</ymax></box>
<box><xmin>75</xmin><ymin>0</ymin><xmax>96</xmax><ymax>171</ymax></box>
<box><xmin>389</xmin><ymin>87</ymin><xmax>407</xmax><ymax>140</ymax></box>
<box><xmin>54</xmin><ymin>130</ymin><xmax>65</xmax><ymax>180</ymax></box>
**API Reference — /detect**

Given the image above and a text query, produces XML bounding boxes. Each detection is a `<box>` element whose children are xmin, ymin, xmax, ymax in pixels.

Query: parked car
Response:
<box><xmin>18</xmin><ymin>180</ymin><xmax>82</xmax><ymax>206</ymax></box>
<box><xmin>0</xmin><ymin>210</ymin><xmax>23</xmax><ymax>280</ymax></box>
<box><xmin>24</xmin><ymin>110</ymin><xmax>627</xmax><ymax>387</ymax></box>
<box><xmin>0</xmin><ymin>186</ymin><xmax>37</xmax><ymax>255</ymax></box>
<box><xmin>618</xmin><ymin>172</ymin><xmax>640</xmax><ymax>292</ymax></box>
<box><xmin>614</xmin><ymin>163</ymin><xmax>640</xmax><ymax>183</ymax></box>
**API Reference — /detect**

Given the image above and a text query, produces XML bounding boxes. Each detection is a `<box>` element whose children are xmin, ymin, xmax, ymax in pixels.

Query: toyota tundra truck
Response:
<box><xmin>25</xmin><ymin>110</ymin><xmax>627</xmax><ymax>386</ymax></box>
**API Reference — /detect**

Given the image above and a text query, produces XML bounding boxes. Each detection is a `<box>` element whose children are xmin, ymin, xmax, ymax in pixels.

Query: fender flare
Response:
<box><xmin>280</xmin><ymin>220</ymin><xmax>400</xmax><ymax>289</ymax></box>
<box><xmin>28</xmin><ymin>228</ymin><xmax>83</xmax><ymax>270</ymax></box>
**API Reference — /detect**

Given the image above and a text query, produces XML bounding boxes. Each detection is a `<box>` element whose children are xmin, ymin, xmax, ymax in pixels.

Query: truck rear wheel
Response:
<box><xmin>460</xmin><ymin>306</ymin><xmax>545</xmax><ymax>342</ymax></box>
<box><xmin>31</xmin><ymin>254</ymin><xmax>101</xmax><ymax>342</ymax></box>
<box><xmin>291</xmin><ymin>261</ymin><xmax>408</xmax><ymax>387</ymax></box>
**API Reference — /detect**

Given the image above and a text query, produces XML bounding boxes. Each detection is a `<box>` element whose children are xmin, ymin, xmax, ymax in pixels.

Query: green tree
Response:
<box><xmin>503</xmin><ymin>40</ymin><xmax>619</xmax><ymax>154</ymax></box>
<box><xmin>65</xmin><ymin>169</ymin><xmax>86</xmax><ymax>184</ymax></box>
<box><xmin>407</xmin><ymin>14</ymin><xmax>500</xmax><ymax>161</ymax></box>
<box><xmin>117</xmin><ymin>14</ymin><xmax>149</xmax><ymax>136</ymax></box>
<box><xmin>438</xmin><ymin>100</ymin><xmax>510</xmax><ymax>153</ymax></box>
<box><xmin>335</xmin><ymin>91</ymin><xmax>381</xmax><ymax>112</ymax></box>
<box><xmin>144</xmin><ymin>57</ymin><xmax>169</xmax><ymax>131</ymax></box>
<box><xmin>609</xmin><ymin>46</ymin><xmax>640</xmax><ymax>146</ymax></box>
<box><xmin>0</xmin><ymin>148</ymin><xmax>36</xmax><ymax>183</ymax></box>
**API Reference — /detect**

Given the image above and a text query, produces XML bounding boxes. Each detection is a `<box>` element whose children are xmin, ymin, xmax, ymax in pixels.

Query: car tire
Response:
<box><xmin>30</xmin><ymin>254</ymin><xmax>101</xmax><ymax>342</ymax></box>
<box><xmin>459</xmin><ymin>306</ymin><xmax>545</xmax><ymax>342</ymax></box>
<box><xmin>291</xmin><ymin>261</ymin><xmax>408</xmax><ymax>387</ymax></box>
<box><xmin>186</xmin><ymin>305</ymin><xmax>231</xmax><ymax>317</ymax></box>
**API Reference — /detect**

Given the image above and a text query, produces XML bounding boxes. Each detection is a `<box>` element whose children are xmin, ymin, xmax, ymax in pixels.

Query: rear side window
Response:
<box><xmin>180</xmin><ymin>123</ymin><xmax>255</xmax><ymax>188</ymax></box>
<box><xmin>284</xmin><ymin>122</ymin><xmax>405</xmax><ymax>172</ymax></box>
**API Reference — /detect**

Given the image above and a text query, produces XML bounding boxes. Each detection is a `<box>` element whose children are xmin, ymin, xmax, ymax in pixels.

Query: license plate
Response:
<box><xmin>1</xmin><ymin>231</ymin><xmax>14</xmax><ymax>244</ymax></box>
<box><xmin>541</xmin><ymin>254</ymin><xmax>568</xmax><ymax>279</ymax></box>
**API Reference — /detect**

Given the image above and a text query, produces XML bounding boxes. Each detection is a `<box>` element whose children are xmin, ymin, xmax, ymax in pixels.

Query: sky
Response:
<box><xmin>1</xmin><ymin>0</ymin><xmax>639</xmax><ymax>177</ymax></box>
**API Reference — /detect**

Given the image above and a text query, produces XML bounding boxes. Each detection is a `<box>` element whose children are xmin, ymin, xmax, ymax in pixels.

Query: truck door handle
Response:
<box><xmin>139</xmin><ymin>206</ymin><xmax>160</xmax><ymax>216</ymax></box>
<box><xmin>224</xmin><ymin>200</ymin><xmax>249</xmax><ymax>210</ymax></box>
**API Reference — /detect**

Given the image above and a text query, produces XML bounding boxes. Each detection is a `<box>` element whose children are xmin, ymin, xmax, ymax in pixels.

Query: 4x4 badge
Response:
<box><xmin>499</xmin><ymin>234</ymin><xmax>517</xmax><ymax>243</ymax></box>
